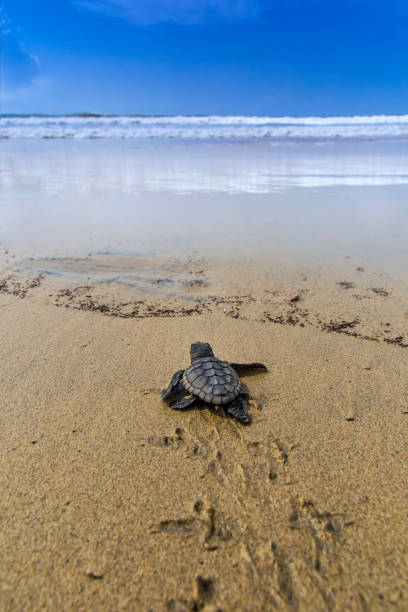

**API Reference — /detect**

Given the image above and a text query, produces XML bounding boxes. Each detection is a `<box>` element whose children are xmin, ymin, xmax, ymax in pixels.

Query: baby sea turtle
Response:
<box><xmin>161</xmin><ymin>342</ymin><xmax>267</xmax><ymax>424</ymax></box>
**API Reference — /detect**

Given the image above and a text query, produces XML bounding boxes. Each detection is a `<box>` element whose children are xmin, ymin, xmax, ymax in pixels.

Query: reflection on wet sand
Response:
<box><xmin>2</xmin><ymin>140</ymin><xmax>408</xmax><ymax>275</ymax></box>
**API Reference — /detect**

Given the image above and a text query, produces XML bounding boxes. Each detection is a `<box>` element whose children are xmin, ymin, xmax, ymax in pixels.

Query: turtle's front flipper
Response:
<box><xmin>229</xmin><ymin>362</ymin><xmax>267</xmax><ymax>373</ymax></box>
<box><xmin>161</xmin><ymin>369</ymin><xmax>185</xmax><ymax>402</ymax></box>
<box><xmin>225</xmin><ymin>397</ymin><xmax>252</xmax><ymax>424</ymax></box>
<box><xmin>169</xmin><ymin>396</ymin><xmax>198</xmax><ymax>411</ymax></box>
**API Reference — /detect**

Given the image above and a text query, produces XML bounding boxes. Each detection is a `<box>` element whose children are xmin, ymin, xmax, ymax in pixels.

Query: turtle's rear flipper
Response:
<box><xmin>225</xmin><ymin>397</ymin><xmax>252</xmax><ymax>424</ymax></box>
<box><xmin>169</xmin><ymin>396</ymin><xmax>198</xmax><ymax>411</ymax></box>
<box><xmin>161</xmin><ymin>369</ymin><xmax>185</xmax><ymax>401</ymax></box>
<box><xmin>239</xmin><ymin>382</ymin><xmax>250</xmax><ymax>399</ymax></box>
<box><xmin>229</xmin><ymin>362</ymin><xmax>267</xmax><ymax>373</ymax></box>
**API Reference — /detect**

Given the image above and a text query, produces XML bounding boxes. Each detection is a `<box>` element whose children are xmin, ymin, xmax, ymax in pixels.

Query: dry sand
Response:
<box><xmin>1</xmin><ymin>250</ymin><xmax>408</xmax><ymax>611</ymax></box>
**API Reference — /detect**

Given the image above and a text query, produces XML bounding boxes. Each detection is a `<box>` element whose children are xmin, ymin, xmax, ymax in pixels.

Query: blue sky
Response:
<box><xmin>1</xmin><ymin>0</ymin><xmax>408</xmax><ymax>115</ymax></box>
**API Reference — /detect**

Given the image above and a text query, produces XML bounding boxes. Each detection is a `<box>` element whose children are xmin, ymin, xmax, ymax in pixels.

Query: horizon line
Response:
<box><xmin>2</xmin><ymin>112</ymin><xmax>408</xmax><ymax>120</ymax></box>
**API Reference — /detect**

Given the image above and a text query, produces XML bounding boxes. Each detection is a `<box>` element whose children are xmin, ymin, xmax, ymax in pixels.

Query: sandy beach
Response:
<box><xmin>1</xmin><ymin>135</ymin><xmax>408</xmax><ymax>610</ymax></box>
<box><xmin>3</xmin><ymin>0</ymin><xmax>408</xmax><ymax>601</ymax></box>
<box><xmin>1</xmin><ymin>244</ymin><xmax>408</xmax><ymax>611</ymax></box>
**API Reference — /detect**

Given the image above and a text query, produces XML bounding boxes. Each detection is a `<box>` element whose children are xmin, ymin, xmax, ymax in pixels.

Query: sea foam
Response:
<box><xmin>2</xmin><ymin>114</ymin><xmax>408</xmax><ymax>142</ymax></box>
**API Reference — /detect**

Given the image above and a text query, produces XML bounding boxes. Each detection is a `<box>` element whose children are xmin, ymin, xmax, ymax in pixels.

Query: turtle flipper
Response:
<box><xmin>169</xmin><ymin>396</ymin><xmax>198</xmax><ymax>411</ymax></box>
<box><xmin>225</xmin><ymin>397</ymin><xmax>252</xmax><ymax>424</ymax></box>
<box><xmin>239</xmin><ymin>382</ymin><xmax>250</xmax><ymax>399</ymax></box>
<box><xmin>161</xmin><ymin>369</ymin><xmax>185</xmax><ymax>401</ymax></box>
<box><xmin>229</xmin><ymin>362</ymin><xmax>267</xmax><ymax>373</ymax></box>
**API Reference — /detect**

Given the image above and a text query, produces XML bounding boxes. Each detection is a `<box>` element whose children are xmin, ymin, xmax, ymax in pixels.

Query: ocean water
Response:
<box><xmin>2</xmin><ymin>113</ymin><xmax>408</xmax><ymax>142</ymax></box>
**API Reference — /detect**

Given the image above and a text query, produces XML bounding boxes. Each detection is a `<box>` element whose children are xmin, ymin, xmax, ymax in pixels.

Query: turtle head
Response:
<box><xmin>190</xmin><ymin>342</ymin><xmax>214</xmax><ymax>363</ymax></box>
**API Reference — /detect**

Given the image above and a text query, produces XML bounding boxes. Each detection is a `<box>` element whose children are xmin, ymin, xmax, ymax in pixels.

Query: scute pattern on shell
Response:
<box><xmin>182</xmin><ymin>356</ymin><xmax>241</xmax><ymax>405</ymax></box>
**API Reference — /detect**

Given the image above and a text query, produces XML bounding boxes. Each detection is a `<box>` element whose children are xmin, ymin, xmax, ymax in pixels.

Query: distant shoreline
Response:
<box><xmin>2</xmin><ymin>112</ymin><xmax>408</xmax><ymax>120</ymax></box>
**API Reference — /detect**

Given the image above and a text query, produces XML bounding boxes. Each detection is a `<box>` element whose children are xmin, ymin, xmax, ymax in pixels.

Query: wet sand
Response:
<box><xmin>1</xmin><ymin>247</ymin><xmax>408</xmax><ymax>611</ymax></box>
<box><xmin>2</xmin><ymin>138</ymin><xmax>408</xmax><ymax>609</ymax></box>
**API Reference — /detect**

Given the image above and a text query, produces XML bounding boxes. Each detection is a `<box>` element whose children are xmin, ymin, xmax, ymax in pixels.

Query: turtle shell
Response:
<box><xmin>182</xmin><ymin>356</ymin><xmax>241</xmax><ymax>406</ymax></box>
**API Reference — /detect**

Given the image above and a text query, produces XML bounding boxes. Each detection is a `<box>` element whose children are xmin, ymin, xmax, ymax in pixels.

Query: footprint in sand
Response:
<box><xmin>240</xmin><ymin>436</ymin><xmax>298</xmax><ymax>497</ymax></box>
<box><xmin>289</xmin><ymin>497</ymin><xmax>354</xmax><ymax>576</ymax></box>
<box><xmin>166</xmin><ymin>575</ymin><xmax>216</xmax><ymax>611</ymax></box>
<box><xmin>151</xmin><ymin>499</ymin><xmax>242</xmax><ymax>551</ymax></box>
<box><xmin>145</xmin><ymin>427</ymin><xmax>186</xmax><ymax>448</ymax></box>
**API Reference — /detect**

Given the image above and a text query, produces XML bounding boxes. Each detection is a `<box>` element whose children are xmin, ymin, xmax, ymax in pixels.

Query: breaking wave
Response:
<box><xmin>2</xmin><ymin>114</ymin><xmax>408</xmax><ymax>142</ymax></box>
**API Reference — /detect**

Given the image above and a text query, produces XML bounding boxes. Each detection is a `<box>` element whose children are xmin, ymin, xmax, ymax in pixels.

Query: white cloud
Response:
<box><xmin>1</xmin><ymin>34</ymin><xmax>40</xmax><ymax>89</ymax></box>
<box><xmin>72</xmin><ymin>0</ymin><xmax>262</xmax><ymax>25</ymax></box>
